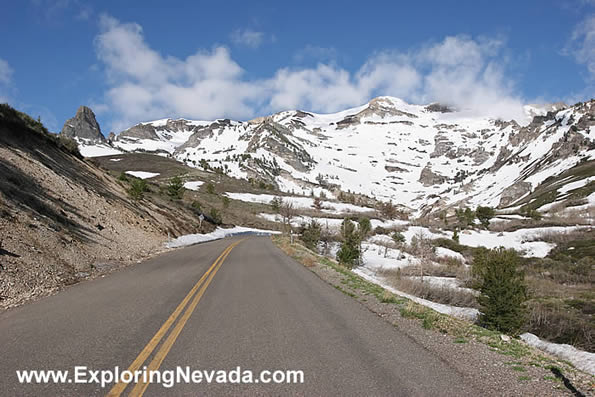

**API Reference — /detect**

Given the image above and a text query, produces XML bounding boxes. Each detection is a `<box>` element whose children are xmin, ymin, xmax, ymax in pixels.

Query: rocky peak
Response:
<box><xmin>60</xmin><ymin>106</ymin><xmax>104</xmax><ymax>142</ymax></box>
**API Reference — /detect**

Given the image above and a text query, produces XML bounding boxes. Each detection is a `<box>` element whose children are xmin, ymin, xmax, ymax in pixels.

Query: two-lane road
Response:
<box><xmin>0</xmin><ymin>237</ymin><xmax>478</xmax><ymax>396</ymax></box>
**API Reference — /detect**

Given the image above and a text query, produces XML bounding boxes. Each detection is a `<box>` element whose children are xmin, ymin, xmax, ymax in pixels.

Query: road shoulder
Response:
<box><xmin>271</xmin><ymin>235</ymin><xmax>594</xmax><ymax>396</ymax></box>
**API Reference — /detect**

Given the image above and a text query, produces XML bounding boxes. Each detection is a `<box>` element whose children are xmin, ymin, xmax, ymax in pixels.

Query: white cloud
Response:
<box><xmin>95</xmin><ymin>15</ymin><xmax>265</xmax><ymax>131</ymax></box>
<box><xmin>270</xmin><ymin>36</ymin><xmax>525</xmax><ymax>121</ymax></box>
<box><xmin>0</xmin><ymin>58</ymin><xmax>13</xmax><ymax>85</ymax></box>
<box><xmin>230</xmin><ymin>29</ymin><xmax>264</xmax><ymax>48</ymax></box>
<box><xmin>566</xmin><ymin>14</ymin><xmax>595</xmax><ymax>80</ymax></box>
<box><xmin>95</xmin><ymin>15</ymin><xmax>528</xmax><ymax>131</ymax></box>
<box><xmin>0</xmin><ymin>58</ymin><xmax>13</xmax><ymax>103</ymax></box>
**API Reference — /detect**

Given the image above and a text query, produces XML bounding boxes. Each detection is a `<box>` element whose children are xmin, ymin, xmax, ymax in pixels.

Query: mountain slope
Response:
<box><xmin>77</xmin><ymin>97</ymin><xmax>595</xmax><ymax>215</ymax></box>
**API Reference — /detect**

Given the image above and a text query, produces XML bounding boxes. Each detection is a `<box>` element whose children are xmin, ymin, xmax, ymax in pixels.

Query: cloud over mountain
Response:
<box><xmin>95</xmin><ymin>15</ymin><xmax>527</xmax><ymax>131</ymax></box>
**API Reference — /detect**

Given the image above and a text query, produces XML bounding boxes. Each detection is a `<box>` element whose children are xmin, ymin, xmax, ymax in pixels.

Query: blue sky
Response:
<box><xmin>0</xmin><ymin>0</ymin><xmax>593</xmax><ymax>132</ymax></box>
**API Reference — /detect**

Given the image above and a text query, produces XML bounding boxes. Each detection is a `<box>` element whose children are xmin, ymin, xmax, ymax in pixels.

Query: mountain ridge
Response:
<box><xmin>70</xmin><ymin>96</ymin><xmax>595</xmax><ymax>216</ymax></box>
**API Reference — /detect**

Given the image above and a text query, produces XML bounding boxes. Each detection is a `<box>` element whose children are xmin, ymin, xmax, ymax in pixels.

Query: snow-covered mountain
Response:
<box><xmin>74</xmin><ymin>96</ymin><xmax>595</xmax><ymax>215</ymax></box>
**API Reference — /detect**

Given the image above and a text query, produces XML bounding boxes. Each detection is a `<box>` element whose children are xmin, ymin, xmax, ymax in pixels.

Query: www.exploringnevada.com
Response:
<box><xmin>16</xmin><ymin>366</ymin><xmax>305</xmax><ymax>388</ymax></box>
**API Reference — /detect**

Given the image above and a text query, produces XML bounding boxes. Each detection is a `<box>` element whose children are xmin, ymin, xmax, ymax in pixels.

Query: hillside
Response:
<box><xmin>0</xmin><ymin>105</ymin><xmax>213</xmax><ymax>308</ymax></box>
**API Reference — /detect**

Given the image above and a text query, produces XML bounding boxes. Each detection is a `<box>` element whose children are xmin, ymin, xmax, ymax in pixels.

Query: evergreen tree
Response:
<box><xmin>167</xmin><ymin>176</ymin><xmax>185</xmax><ymax>199</ymax></box>
<box><xmin>476</xmin><ymin>206</ymin><xmax>495</xmax><ymax>228</ymax></box>
<box><xmin>128</xmin><ymin>178</ymin><xmax>148</xmax><ymax>201</ymax></box>
<box><xmin>473</xmin><ymin>248</ymin><xmax>528</xmax><ymax>336</ymax></box>
<box><xmin>336</xmin><ymin>219</ymin><xmax>360</xmax><ymax>268</ymax></box>
<box><xmin>300</xmin><ymin>220</ymin><xmax>322</xmax><ymax>251</ymax></box>
<box><xmin>270</xmin><ymin>197</ymin><xmax>282</xmax><ymax>213</ymax></box>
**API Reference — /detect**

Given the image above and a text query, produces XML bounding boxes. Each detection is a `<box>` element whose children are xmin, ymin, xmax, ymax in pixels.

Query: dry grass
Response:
<box><xmin>378</xmin><ymin>268</ymin><xmax>479</xmax><ymax>309</ymax></box>
<box><xmin>526</xmin><ymin>299</ymin><xmax>594</xmax><ymax>352</ymax></box>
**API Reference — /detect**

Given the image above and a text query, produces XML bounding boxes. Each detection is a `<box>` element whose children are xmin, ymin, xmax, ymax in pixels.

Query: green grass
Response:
<box><xmin>334</xmin><ymin>285</ymin><xmax>356</xmax><ymax>298</ymax></box>
<box><xmin>518</xmin><ymin>376</ymin><xmax>531</xmax><ymax>381</ymax></box>
<box><xmin>454</xmin><ymin>337</ymin><xmax>468</xmax><ymax>343</ymax></box>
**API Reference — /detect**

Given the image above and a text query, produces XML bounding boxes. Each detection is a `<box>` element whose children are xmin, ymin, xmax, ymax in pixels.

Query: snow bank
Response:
<box><xmin>79</xmin><ymin>144</ymin><xmax>122</xmax><ymax>157</ymax></box>
<box><xmin>520</xmin><ymin>333</ymin><xmax>595</xmax><ymax>375</ymax></box>
<box><xmin>183</xmin><ymin>181</ymin><xmax>204</xmax><ymax>191</ymax></box>
<box><xmin>354</xmin><ymin>267</ymin><xmax>479</xmax><ymax>321</ymax></box>
<box><xmin>259</xmin><ymin>213</ymin><xmax>407</xmax><ymax>231</ymax></box>
<box><xmin>457</xmin><ymin>226</ymin><xmax>589</xmax><ymax>258</ymax></box>
<box><xmin>435</xmin><ymin>247</ymin><xmax>465</xmax><ymax>262</ymax></box>
<box><xmin>125</xmin><ymin>171</ymin><xmax>160</xmax><ymax>179</ymax></box>
<box><xmin>361</xmin><ymin>242</ymin><xmax>412</xmax><ymax>270</ymax></box>
<box><xmin>166</xmin><ymin>226</ymin><xmax>281</xmax><ymax>248</ymax></box>
<box><xmin>227</xmin><ymin>193</ymin><xmax>374</xmax><ymax>214</ymax></box>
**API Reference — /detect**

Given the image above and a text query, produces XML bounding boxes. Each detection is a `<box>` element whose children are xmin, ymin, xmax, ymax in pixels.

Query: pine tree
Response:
<box><xmin>300</xmin><ymin>220</ymin><xmax>321</xmax><ymax>251</ymax></box>
<box><xmin>167</xmin><ymin>176</ymin><xmax>185</xmax><ymax>199</ymax></box>
<box><xmin>473</xmin><ymin>248</ymin><xmax>528</xmax><ymax>336</ymax></box>
<box><xmin>476</xmin><ymin>206</ymin><xmax>495</xmax><ymax>228</ymax></box>
<box><xmin>336</xmin><ymin>219</ymin><xmax>360</xmax><ymax>268</ymax></box>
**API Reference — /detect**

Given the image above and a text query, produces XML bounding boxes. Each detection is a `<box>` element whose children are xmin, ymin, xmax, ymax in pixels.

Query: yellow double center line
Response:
<box><xmin>107</xmin><ymin>240</ymin><xmax>243</xmax><ymax>397</ymax></box>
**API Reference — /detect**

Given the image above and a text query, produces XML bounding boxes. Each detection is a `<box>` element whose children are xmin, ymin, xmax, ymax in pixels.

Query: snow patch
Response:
<box><xmin>166</xmin><ymin>226</ymin><xmax>281</xmax><ymax>248</ymax></box>
<box><xmin>520</xmin><ymin>333</ymin><xmax>595</xmax><ymax>375</ymax></box>
<box><xmin>125</xmin><ymin>171</ymin><xmax>160</xmax><ymax>179</ymax></box>
<box><xmin>183</xmin><ymin>181</ymin><xmax>204</xmax><ymax>191</ymax></box>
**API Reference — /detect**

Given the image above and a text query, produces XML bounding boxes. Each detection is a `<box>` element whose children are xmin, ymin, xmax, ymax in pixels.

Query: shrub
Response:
<box><xmin>222</xmin><ymin>196</ymin><xmax>230</xmax><ymax>209</ymax></box>
<box><xmin>118</xmin><ymin>172</ymin><xmax>128</xmax><ymax>182</ymax></box>
<box><xmin>374</xmin><ymin>226</ymin><xmax>389</xmax><ymax>235</ymax></box>
<box><xmin>209</xmin><ymin>208</ymin><xmax>222</xmax><ymax>224</ymax></box>
<box><xmin>300</xmin><ymin>219</ymin><xmax>322</xmax><ymax>251</ymax></box>
<box><xmin>391</xmin><ymin>231</ymin><xmax>405</xmax><ymax>245</ymax></box>
<box><xmin>270</xmin><ymin>196</ymin><xmax>282</xmax><ymax>213</ymax></box>
<box><xmin>57</xmin><ymin>136</ymin><xmax>82</xmax><ymax>158</ymax></box>
<box><xmin>378</xmin><ymin>200</ymin><xmax>397</xmax><ymax>219</ymax></box>
<box><xmin>521</xmin><ymin>206</ymin><xmax>542</xmax><ymax>220</ymax></box>
<box><xmin>199</xmin><ymin>159</ymin><xmax>210</xmax><ymax>170</ymax></box>
<box><xmin>312</xmin><ymin>196</ymin><xmax>323</xmax><ymax>210</ymax></box>
<box><xmin>476</xmin><ymin>206</ymin><xmax>495</xmax><ymax>228</ymax></box>
<box><xmin>128</xmin><ymin>178</ymin><xmax>148</xmax><ymax>201</ymax></box>
<box><xmin>206</xmin><ymin>182</ymin><xmax>216</xmax><ymax>195</ymax></box>
<box><xmin>452</xmin><ymin>228</ymin><xmax>460</xmax><ymax>243</ymax></box>
<box><xmin>473</xmin><ymin>248</ymin><xmax>528</xmax><ymax>336</ymax></box>
<box><xmin>167</xmin><ymin>176</ymin><xmax>185</xmax><ymax>199</ymax></box>
<box><xmin>455</xmin><ymin>207</ymin><xmax>475</xmax><ymax>228</ymax></box>
<box><xmin>191</xmin><ymin>200</ymin><xmax>201</xmax><ymax>210</ymax></box>
<box><xmin>526</xmin><ymin>299</ymin><xmax>593</xmax><ymax>351</ymax></box>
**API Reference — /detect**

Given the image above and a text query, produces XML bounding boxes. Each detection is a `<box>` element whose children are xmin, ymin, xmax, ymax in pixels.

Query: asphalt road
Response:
<box><xmin>0</xmin><ymin>236</ymin><xmax>479</xmax><ymax>396</ymax></box>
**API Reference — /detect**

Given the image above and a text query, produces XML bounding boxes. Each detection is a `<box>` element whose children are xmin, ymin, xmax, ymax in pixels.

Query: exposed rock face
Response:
<box><xmin>425</xmin><ymin>103</ymin><xmax>454</xmax><ymax>113</ymax></box>
<box><xmin>118</xmin><ymin>123</ymin><xmax>160</xmax><ymax>140</ymax></box>
<box><xmin>419</xmin><ymin>164</ymin><xmax>447</xmax><ymax>186</ymax></box>
<box><xmin>499</xmin><ymin>182</ymin><xmax>532</xmax><ymax>207</ymax></box>
<box><xmin>431</xmin><ymin>133</ymin><xmax>454</xmax><ymax>158</ymax></box>
<box><xmin>60</xmin><ymin>106</ymin><xmax>104</xmax><ymax>142</ymax></box>
<box><xmin>336</xmin><ymin>97</ymin><xmax>418</xmax><ymax>129</ymax></box>
<box><xmin>246</xmin><ymin>121</ymin><xmax>315</xmax><ymax>172</ymax></box>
